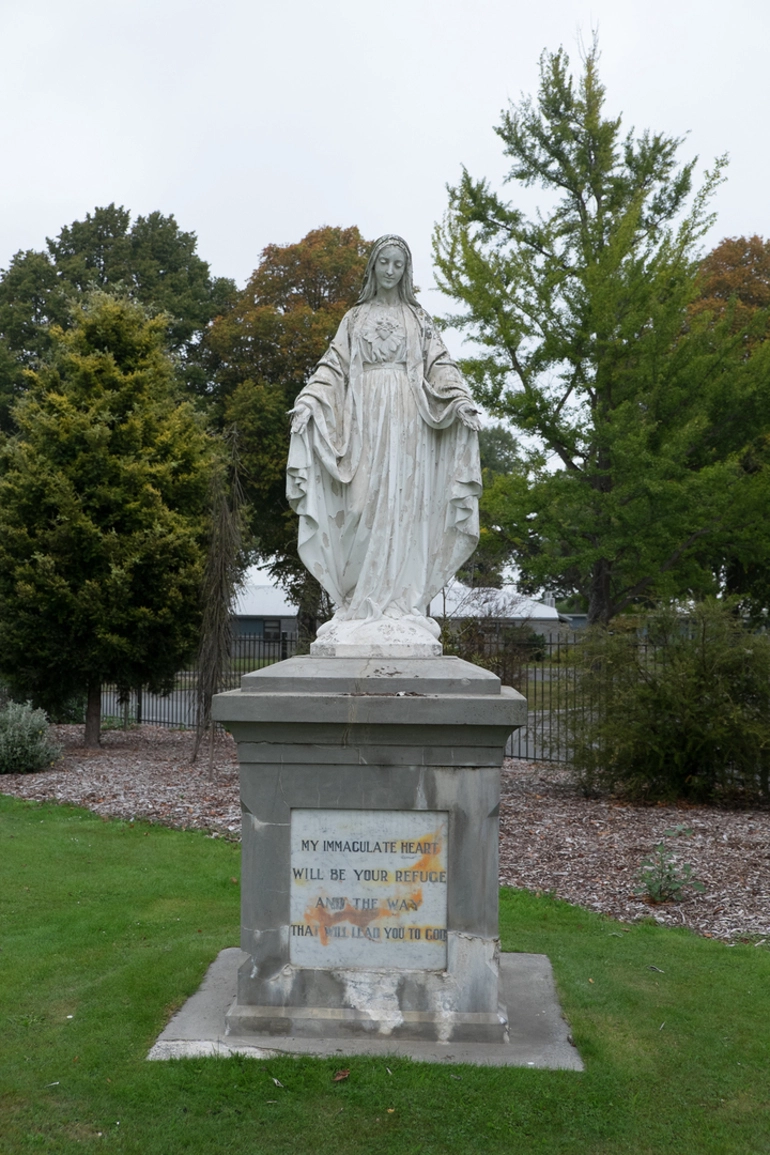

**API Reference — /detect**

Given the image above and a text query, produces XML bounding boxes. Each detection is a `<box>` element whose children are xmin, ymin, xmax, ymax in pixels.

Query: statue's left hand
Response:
<box><xmin>456</xmin><ymin>401</ymin><xmax>482</xmax><ymax>431</ymax></box>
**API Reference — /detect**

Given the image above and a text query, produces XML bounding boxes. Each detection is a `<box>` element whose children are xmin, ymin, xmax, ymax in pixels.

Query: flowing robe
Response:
<box><xmin>286</xmin><ymin>302</ymin><xmax>481</xmax><ymax>623</ymax></box>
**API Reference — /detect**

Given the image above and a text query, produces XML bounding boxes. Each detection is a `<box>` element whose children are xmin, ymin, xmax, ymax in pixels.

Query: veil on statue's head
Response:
<box><xmin>357</xmin><ymin>234</ymin><xmax>420</xmax><ymax>306</ymax></box>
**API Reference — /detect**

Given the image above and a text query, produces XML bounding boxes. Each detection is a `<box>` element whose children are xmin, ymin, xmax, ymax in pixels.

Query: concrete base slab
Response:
<box><xmin>239</xmin><ymin>654</ymin><xmax>503</xmax><ymax>696</ymax></box>
<box><xmin>147</xmin><ymin>948</ymin><xmax>583</xmax><ymax>1070</ymax></box>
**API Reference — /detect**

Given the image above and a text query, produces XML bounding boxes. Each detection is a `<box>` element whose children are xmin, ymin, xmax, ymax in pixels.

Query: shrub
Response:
<box><xmin>635</xmin><ymin>827</ymin><xmax>705</xmax><ymax>903</ymax></box>
<box><xmin>44</xmin><ymin>693</ymin><xmax>86</xmax><ymax>725</ymax></box>
<box><xmin>442</xmin><ymin>619</ymin><xmax>546</xmax><ymax>686</ymax></box>
<box><xmin>565</xmin><ymin>600</ymin><xmax>770</xmax><ymax>802</ymax></box>
<box><xmin>0</xmin><ymin>700</ymin><xmax>61</xmax><ymax>775</ymax></box>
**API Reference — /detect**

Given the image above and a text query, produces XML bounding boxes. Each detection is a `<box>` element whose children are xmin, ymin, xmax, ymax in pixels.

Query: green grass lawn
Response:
<box><xmin>2</xmin><ymin>793</ymin><xmax>769</xmax><ymax>1155</ymax></box>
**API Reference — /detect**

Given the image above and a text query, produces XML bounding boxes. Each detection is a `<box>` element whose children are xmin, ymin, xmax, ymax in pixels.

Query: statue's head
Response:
<box><xmin>358</xmin><ymin>235</ymin><xmax>419</xmax><ymax>305</ymax></box>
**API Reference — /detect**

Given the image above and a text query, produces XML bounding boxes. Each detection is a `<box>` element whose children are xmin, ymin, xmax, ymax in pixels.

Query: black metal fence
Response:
<box><xmin>102</xmin><ymin>631</ymin><xmax>580</xmax><ymax>762</ymax></box>
<box><xmin>101</xmin><ymin>636</ymin><xmax>297</xmax><ymax>730</ymax></box>
<box><xmin>502</xmin><ymin>638</ymin><xmax>579</xmax><ymax>761</ymax></box>
<box><xmin>440</xmin><ymin>627</ymin><xmax>579</xmax><ymax>761</ymax></box>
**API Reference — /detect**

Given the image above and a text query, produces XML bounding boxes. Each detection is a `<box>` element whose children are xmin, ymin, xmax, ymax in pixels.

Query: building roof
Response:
<box><xmin>233</xmin><ymin>569</ymin><xmax>560</xmax><ymax>624</ymax></box>
<box><xmin>233</xmin><ymin>566</ymin><xmax>296</xmax><ymax>619</ymax></box>
<box><xmin>429</xmin><ymin>581</ymin><xmax>560</xmax><ymax>622</ymax></box>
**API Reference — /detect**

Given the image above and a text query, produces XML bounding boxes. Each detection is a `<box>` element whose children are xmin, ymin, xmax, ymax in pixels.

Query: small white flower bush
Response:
<box><xmin>0</xmin><ymin>701</ymin><xmax>61</xmax><ymax>775</ymax></box>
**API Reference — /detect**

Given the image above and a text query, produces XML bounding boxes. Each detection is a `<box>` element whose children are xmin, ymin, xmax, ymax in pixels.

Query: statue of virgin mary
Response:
<box><xmin>286</xmin><ymin>235</ymin><xmax>482</xmax><ymax>656</ymax></box>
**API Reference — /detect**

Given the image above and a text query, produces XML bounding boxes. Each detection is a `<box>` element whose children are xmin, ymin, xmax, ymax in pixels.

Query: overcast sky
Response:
<box><xmin>1</xmin><ymin>0</ymin><xmax>767</xmax><ymax>319</ymax></box>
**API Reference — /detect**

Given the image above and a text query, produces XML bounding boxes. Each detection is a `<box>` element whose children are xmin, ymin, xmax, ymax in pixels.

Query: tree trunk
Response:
<box><xmin>84</xmin><ymin>680</ymin><xmax>101</xmax><ymax>747</ymax></box>
<box><xmin>295</xmin><ymin>574</ymin><xmax>332</xmax><ymax>654</ymax></box>
<box><xmin>297</xmin><ymin>606</ymin><xmax>318</xmax><ymax>654</ymax></box>
<box><xmin>587</xmin><ymin>558</ymin><xmax>613</xmax><ymax>626</ymax></box>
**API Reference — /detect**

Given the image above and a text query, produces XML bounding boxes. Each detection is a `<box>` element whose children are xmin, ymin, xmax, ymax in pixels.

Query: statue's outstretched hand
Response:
<box><xmin>289</xmin><ymin>404</ymin><xmax>311</xmax><ymax>434</ymax></box>
<box><xmin>456</xmin><ymin>401</ymin><xmax>482</xmax><ymax>431</ymax></box>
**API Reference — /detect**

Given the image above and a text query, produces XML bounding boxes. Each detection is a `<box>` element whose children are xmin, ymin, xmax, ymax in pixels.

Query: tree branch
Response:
<box><xmin>611</xmin><ymin>519</ymin><xmax>722</xmax><ymax>615</ymax></box>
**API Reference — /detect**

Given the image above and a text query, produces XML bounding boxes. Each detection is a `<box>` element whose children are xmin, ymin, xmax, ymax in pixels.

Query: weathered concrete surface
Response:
<box><xmin>212</xmin><ymin>654</ymin><xmax>525</xmax><ymax>1045</ymax></box>
<box><xmin>214</xmin><ymin>686</ymin><xmax>523</xmax><ymax>730</ymax></box>
<box><xmin>240</xmin><ymin>655</ymin><xmax>503</xmax><ymax>696</ymax></box>
<box><xmin>147</xmin><ymin>947</ymin><xmax>583</xmax><ymax>1070</ymax></box>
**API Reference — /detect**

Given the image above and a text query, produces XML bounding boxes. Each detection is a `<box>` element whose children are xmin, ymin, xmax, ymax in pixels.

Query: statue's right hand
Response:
<box><xmin>456</xmin><ymin>401</ymin><xmax>482</xmax><ymax>431</ymax></box>
<box><xmin>289</xmin><ymin>405</ymin><xmax>311</xmax><ymax>434</ymax></box>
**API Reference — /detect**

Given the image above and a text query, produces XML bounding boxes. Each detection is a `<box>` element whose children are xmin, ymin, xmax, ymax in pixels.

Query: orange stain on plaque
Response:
<box><xmin>301</xmin><ymin>827</ymin><xmax>445</xmax><ymax>946</ymax></box>
<box><xmin>407</xmin><ymin>835</ymin><xmax>445</xmax><ymax>877</ymax></box>
<box><xmin>304</xmin><ymin>897</ymin><xmax>386</xmax><ymax>940</ymax></box>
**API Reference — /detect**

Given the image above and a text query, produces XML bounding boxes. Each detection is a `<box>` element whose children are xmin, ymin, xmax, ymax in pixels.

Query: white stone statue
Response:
<box><xmin>286</xmin><ymin>235</ymin><xmax>482</xmax><ymax>656</ymax></box>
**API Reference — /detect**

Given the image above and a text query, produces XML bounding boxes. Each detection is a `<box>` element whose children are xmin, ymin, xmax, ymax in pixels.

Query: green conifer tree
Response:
<box><xmin>0</xmin><ymin>293</ymin><xmax>215</xmax><ymax>744</ymax></box>
<box><xmin>433</xmin><ymin>43</ymin><xmax>767</xmax><ymax>623</ymax></box>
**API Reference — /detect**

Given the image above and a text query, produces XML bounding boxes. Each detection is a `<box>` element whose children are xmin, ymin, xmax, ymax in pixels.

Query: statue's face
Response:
<box><xmin>374</xmin><ymin>245</ymin><xmax>406</xmax><ymax>293</ymax></box>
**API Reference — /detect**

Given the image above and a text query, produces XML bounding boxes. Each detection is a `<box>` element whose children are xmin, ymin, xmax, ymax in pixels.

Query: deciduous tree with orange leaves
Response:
<box><xmin>691</xmin><ymin>235</ymin><xmax>770</xmax><ymax>615</ymax></box>
<box><xmin>206</xmin><ymin>226</ymin><xmax>371</xmax><ymax>636</ymax></box>
<box><xmin>697</xmin><ymin>235</ymin><xmax>770</xmax><ymax>320</ymax></box>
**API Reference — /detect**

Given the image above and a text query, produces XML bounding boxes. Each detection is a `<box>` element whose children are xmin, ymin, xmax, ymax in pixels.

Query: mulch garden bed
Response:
<box><xmin>3</xmin><ymin>724</ymin><xmax>768</xmax><ymax>944</ymax></box>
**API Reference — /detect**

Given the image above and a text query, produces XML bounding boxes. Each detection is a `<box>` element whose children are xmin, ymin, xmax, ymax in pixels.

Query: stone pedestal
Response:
<box><xmin>212</xmin><ymin>655</ymin><xmax>525</xmax><ymax>1045</ymax></box>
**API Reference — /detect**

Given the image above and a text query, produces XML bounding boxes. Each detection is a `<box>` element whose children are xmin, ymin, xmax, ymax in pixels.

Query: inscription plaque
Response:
<box><xmin>290</xmin><ymin>809</ymin><xmax>449</xmax><ymax>968</ymax></box>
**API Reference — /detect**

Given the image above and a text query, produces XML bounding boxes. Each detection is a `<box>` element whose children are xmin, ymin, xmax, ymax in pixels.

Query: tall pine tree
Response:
<box><xmin>0</xmin><ymin>293</ymin><xmax>215</xmax><ymax>744</ymax></box>
<box><xmin>433</xmin><ymin>43</ymin><xmax>765</xmax><ymax>623</ymax></box>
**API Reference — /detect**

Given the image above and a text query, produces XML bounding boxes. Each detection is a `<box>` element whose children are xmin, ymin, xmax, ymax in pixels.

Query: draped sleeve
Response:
<box><xmin>287</xmin><ymin>310</ymin><xmax>363</xmax><ymax>483</ymax></box>
<box><xmin>402</xmin><ymin>307</ymin><xmax>477</xmax><ymax>430</ymax></box>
